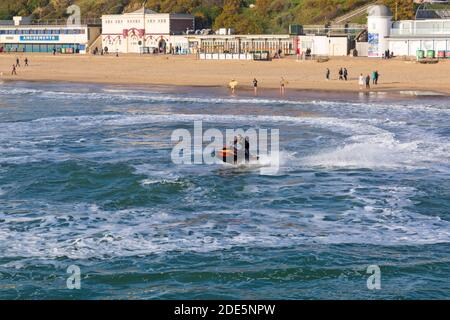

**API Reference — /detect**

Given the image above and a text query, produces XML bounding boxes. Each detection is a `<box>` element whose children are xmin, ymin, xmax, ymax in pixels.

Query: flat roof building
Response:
<box><xmin>190</xmin><ymin>34</ymin><xmax>296</xmax><ymax>55</ymax></box>
<box><xmin>0</xmin><ymin>16</ymin><xmax>101</xmax><ymax>54</ymax></box>
<box><xmin>362</xmin><ymin>4</ymin><xmax>450</xmax><ymax>57</ymax></box>
<box><xmin>389</xmin><ymin>18</ymin><xmax>450</xmax><ymax>56</ymax></box>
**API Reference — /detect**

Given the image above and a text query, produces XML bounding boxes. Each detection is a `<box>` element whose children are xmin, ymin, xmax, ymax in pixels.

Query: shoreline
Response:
<box><xmin>3</xmin><ymin>79</ymin><xmax>448</xmax><ymax>105</ymax></box>
<box><xmin>1</xmin><ymin>54</ymin><xmax>450</xmax><ymax>98</ymax></box>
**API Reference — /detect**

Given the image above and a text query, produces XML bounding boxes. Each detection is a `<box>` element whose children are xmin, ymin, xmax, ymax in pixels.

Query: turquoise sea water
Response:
<box><xmin>0</xmin><ymin>82</ymin><xmax>449</xmax><ymax>299</ymax></box>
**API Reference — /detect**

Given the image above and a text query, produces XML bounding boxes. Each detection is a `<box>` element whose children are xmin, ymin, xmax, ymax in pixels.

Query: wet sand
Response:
<box><xmin>1</xmin><ymin>53</ymin><xmax>449</xmax><ymax>95</ymax></box>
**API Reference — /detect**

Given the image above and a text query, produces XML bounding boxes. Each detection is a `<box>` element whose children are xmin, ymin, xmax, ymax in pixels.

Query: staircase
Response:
<box><xmin>88</xmin><ymin>34</ymin><xmax>103</xmax><ymax>54</ymax></box>
<box><xmin>332</xmin><ymin>2</ymin><xmax>378</xmax><ymax>24</ymax></box>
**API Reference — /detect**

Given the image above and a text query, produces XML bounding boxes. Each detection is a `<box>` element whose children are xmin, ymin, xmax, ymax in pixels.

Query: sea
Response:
<box><xmin>0</xmin><ymin>81</ymin><xmax>449</xmax><ymax>299</ymax></box>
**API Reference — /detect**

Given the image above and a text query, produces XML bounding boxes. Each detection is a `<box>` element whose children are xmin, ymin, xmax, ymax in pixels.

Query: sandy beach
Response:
<box><xmin>1</xmin><ymin>53</ymin><xmax>449</xmax><ymax>95</ymax></box>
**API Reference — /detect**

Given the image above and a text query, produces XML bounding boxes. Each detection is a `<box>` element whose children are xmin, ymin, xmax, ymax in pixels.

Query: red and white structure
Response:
<box><xmin>101</xmin><ymin>8</ymin><xmax>194</xmax><ymax>53</ymax></box>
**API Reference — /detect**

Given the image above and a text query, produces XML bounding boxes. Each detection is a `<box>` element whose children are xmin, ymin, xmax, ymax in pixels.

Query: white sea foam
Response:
<box><xmin>0</xmin><ymin>111</ymin><xmax>448</xmax><ymax>171</ymax></box>
<box><xmin>0</xmin><ymin>85</ymin><xmax>449</xmax><ymax>265</ymax></box>
<box><xmin>0</xmin><ymin>113</ymin><xmax>384</xmax><ymax>137</ymax></box>
<box><xmin>1</xmin><ymin>85</ymin><xmax>449</xmax><ymax>115</ymax></box>
<box><xmin>302</xmin><ymin>132</ymin><xmax>419</xmax><ymax>169</ymax></box>
<box><xmin>0</xmin><ymin>189</ymin><xmax>449</xmax><ymax>262</ymax></box>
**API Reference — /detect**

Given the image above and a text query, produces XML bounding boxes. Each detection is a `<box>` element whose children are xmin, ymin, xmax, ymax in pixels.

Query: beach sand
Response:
<box><xmin>1</xmin><ymin>53</ymin><xmax>449</xmax><ymax>95</ymax></box>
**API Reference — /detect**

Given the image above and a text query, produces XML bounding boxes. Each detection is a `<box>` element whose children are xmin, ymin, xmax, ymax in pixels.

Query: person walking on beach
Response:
<box><xmin>24</xmin><ymin>57</ymin><xmax>29</xmax><ymax>67</ymax></box>
<box><xmin>229</xmin><ymin>79</ymin><xmax>238</xmax><ymax>95</ymax></box>
<box><xmin>253</xmin><ymin>78</ymin><xmax>258</xmax><ymax>95</ymax></box>
<box><xmin>16</xmin><ymin>57</ymin><xmax>20</xmax><ymax>68</ymax></box>
<box><xmin>280</xmin><ymin>77</ymin><xmax>287</xmax><ymax>95</ymax></box>
<box><xmin>326</xmin><ymin>68</ymin><xmax>330</xmax><ymax>81</ymax></box>
<box><xmin>365</xmin><ymin>74</ymin><xmax>371</xmax><ymax>90</ymax></box>
<box><xmin>372</xmin><ymin>70</ymin><xmax>379</xmax><ymax>85</ymax></box>
<box><xmin>343</xmin><ymin>68</ymin><xmax>348</xmax><ymax>81</ymax></box>
<box><xmin>11</xmin><ymin>64</ymin><xmax>17</xmax><ymax>75</ymax></box>
<box><xmin>358</xmin><ymin>73</ymin><xmax>364</xmax><ymax>90</ymax></box>
<box><xmin>338</xmin><ymin>68</ymin><xmax>343</xmax><ymax>80</ymax></box>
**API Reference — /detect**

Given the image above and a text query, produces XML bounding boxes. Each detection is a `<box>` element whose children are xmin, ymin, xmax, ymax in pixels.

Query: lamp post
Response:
<box><xmin>395</xmin><ymin>0</ymin><xmax>398</xmax><ymax>21</ymax></box>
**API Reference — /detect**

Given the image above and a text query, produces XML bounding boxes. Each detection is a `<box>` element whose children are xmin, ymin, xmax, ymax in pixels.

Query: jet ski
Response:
<box><xmin>215</xmin><ymin>136</ymin><xmax>259</xmax><ymax>166</ymax></box>
<box><xmin>217</xmin><ymin>147</ymin><xmax>236</xmax><ymax>164</ymax></box>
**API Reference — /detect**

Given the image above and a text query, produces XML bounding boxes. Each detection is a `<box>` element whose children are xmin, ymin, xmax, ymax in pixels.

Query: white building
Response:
<box><xmin>186</xmin><ymin>34</ymin><xmax>296</xmax><ymax>60</ymax></box>
<box><xmin>101</xmin><ymin>8</ymin><xmax>194</xmax><ymax>54</ymax></box>
<box><xmin>363</xmin><ymin>4</ymin><xmax>450</xmax><ymax>57</ymax></box>
<box><xmin>0</xmin><ymin>16</ymin><xmax>101</xmax><ymax>54</ymax></box>
<box><xmin>297</xmin><ymin>35</ymin><xmax>350</xmax><ymax>56</ymax></box>
<box><xmin>388</xmin><ymin>18</ymin><xmax>450</xmax><ymax>56</ymax></box>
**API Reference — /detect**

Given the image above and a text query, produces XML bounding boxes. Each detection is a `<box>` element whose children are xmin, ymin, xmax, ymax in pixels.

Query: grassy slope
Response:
<box><xmin>0</xmin><ymin>0</ymin><xmax>416</xmax><ymax>33</ymax></box>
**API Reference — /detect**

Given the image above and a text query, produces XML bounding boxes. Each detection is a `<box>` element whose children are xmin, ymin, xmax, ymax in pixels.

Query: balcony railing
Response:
<box><xmin>390</xmin><ymin>27</ymin><xmax>450</xmax><ymax>36</ymax></box>
<box><xmin>303</xmin><ymin>24</ymin><xmax>366</xmax><ymax>36</ymax></box>
<box><xmin>30</xmin><ymin>18</ymin><xmax>102</xmax><ymax>26</ymax></box>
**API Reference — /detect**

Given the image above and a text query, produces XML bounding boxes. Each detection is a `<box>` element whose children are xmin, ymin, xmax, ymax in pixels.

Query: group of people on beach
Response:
<box><xmin>229</xmin><ymin>77</ymin><xmax>288</xmax><ymax>96</ymax></box>
<box><xmin>383</xmin><ymin>49</ymin><xmax>394</xmax><ymax>59</ymax></box>
<box><xmin>229</xmin><ymin>67</ymin><xmax>382</xmax><ymax>95</ymax></box>
<box><xmin>92</xmin><ymin>46</ymin><xmax>119</xmax><ymax>57</ymax></box>
<box><xmin>358</xmin><ymin>71</ymin><xmax>380</xmax><ymax>90</ymax></box>
<box><xmin>325</xmin><ymin>67</ymin><xmax>380</xmax><ymax>90</ymax></box>
<box><xmin>326</xmin><ymin>67</ymin><xmax>350</xmax><ymax>81</ymax></box>
<box><xmin>10</xmin><ymin>57</ymin><xmax>29</xmax><ymax>75</ymax></box>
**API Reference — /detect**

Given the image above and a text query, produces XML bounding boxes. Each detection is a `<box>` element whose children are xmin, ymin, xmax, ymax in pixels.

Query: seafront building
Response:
<box><xmin>101</xmin><ymin>8</ymin><xmax>194</xmax><ymax>54</ymax></box>
<box><xmin>0</xmin><ymin>16</ymin><xmax>101</xmax><ymax>53</ymax></box>
<box><xmin>366</xmin><ymin>4</ymin><xmax>450</xmax><ymax>57</ymax></box>
<box><xmin>388</xmin><ymin>18</ymin><xmax>450</xmax><ymax>56</ymax></box>
<box><xmin>189</xmin><ymin>34</ymin><xmax>297</xmax><ymax>59</ymax></box>
<box><xmin>1</xmin><ymin>4</ymin><xmax>450</xmax><ymax>58</ymax></box>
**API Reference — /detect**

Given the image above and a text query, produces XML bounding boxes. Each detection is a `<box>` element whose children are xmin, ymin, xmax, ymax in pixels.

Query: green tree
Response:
<box><xmin>234</xmin><ymin>12</ymin><xmax>263</xmax><ymax>34</ymax></box>
<box><xmin>213</xmin><ymin>0</ymin><xmax>241</xmax><ymax>30</ymax></box>
<box><xmin>382</xmin><ymin>0</ymin><xmax>415</xmax><ymax>20</ymax></box>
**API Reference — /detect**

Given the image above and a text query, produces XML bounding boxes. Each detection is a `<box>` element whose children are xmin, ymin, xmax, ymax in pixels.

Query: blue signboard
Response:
<box><xmin>368</xmin><ymin>33</ymin><xmax>379</xmax><ymax>57</ymax></box>
<box><xmin>19</xmin><ymin>35</ymin><xmax>60</xmax><ymax>42</ymax></box>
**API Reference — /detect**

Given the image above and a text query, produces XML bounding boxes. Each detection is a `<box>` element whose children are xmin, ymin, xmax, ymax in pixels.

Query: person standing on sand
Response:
<box><xmin>365</xmin><ymin>74</ymin><xmax>371</xmax><ymax>90</ymax></box>
<box><xmin>253</xmin><ymin>78</ymin><xmax>258</xmax><ymax>95</ymax></box>
<box><xmin>326</xmin><ymin>68</ymin><xmax>330</xmax><ymax>81</ymax></box>
<box><xmin>358</xmin><ymin>73</ymin><xmax>364</xmax><ymax>90</ymax></box>
<box><xmin>11</xmin><ymin>64</ymin><xmax>17</xmax><ymax>75</ymax></box>
<box><xmin>280</xmin><ymin>77</ymin><xmax>287</xmax><ymax>95</ymax></box>
<box><xmin>338</xmin><ymin>68</ymin><xmax>343</xmax><ymax>80</ymax></box>
<box><xmin>373</xmin><ymin>70</ymin><xmax>379</xmax><ymax>85</ymax></box>
<box><xmin>24</xmin><ymin>58</ymin><xmax>29</xmax><ymax>67</ymax></box>
<box><xmin>16</xmin><ymin>57</ymin><xmax>20</xmax><ymax>68</ymax></box>
<box><xmin>343</xmin><ymin>68</ymin><xmax>348</xmax><ymax>81</ymax></box>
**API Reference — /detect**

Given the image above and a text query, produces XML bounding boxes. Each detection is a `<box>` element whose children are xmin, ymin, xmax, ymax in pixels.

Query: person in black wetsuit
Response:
<box><xmin>244</xmin><ymin>137</ymin><xmax>250</xmax><ymax>163</ymax></box>
<box><xmin>233</xmin><ymin>136</ymin><xmax>239</xmax><ymax>164</ymax></box>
